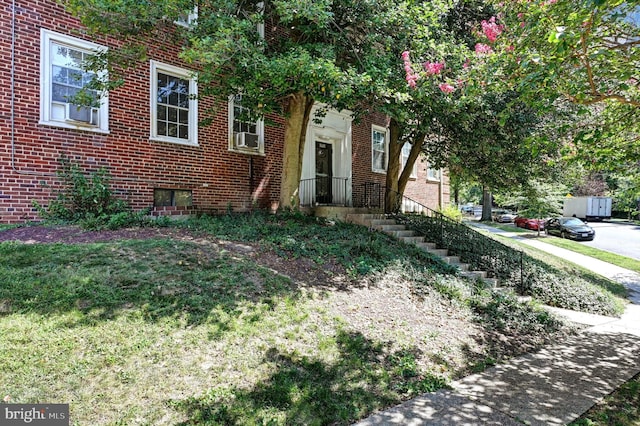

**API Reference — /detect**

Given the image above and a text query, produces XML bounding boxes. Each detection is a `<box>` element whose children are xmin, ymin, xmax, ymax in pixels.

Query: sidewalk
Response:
<box><xmin>354</xmin><ymin>223</ymin><xmax>640</xmax><ymax>425</ymax></box>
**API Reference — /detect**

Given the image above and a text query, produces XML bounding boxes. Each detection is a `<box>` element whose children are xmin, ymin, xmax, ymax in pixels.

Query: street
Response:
<box><xmin>581</xmin><ymin>221</ymin><xmax>640</xmax><ymax>261</ymax></box>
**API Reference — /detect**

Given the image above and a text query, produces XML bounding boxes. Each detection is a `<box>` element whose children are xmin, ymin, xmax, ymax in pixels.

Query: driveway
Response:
<box><xmin>580</xmin><ymin>221</ymin><xmax>640</xmax><ymax>260</ymax></box>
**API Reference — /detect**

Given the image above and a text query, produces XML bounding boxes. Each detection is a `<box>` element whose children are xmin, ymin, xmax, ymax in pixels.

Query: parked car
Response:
<box><xmin>514</xmin><ymin>216</ymin><xmax>545</xmax><ymax>231</ymax></box>
<box><xmin>545</xmin><ymin>217</ymin><xmax>595</xmax><ymax>241</ymax></box>
<box><xmin>460</xmin><ymin>204</ymin><xmax>475</xmax><ymax>214</ymax></box>
<box><xmin>492</xmin><ymin>209</ymin><xmax>517</xmax><ymax>223</ymax></box>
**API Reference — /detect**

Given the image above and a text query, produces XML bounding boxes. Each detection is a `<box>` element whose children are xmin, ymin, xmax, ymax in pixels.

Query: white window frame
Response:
<box><xmin>401</xmin><ymin>143</ymin><xmax>418</xmax><ymax>179</ymax></box>
<box><xmin>228</xmin><ymin>95</ymin><xmax>265</xmax><ymax>155</ymax></box>
<box><xmin>150</xmin><ymin>60</ymin><xmax>198</xmax><ymax>146</ymax></box>
<box><xmin>426</xmin><ymin>163</ymin><xmax>441</xmax><ymax>181</ymax></box>
<box><xmin>257</xmin><ymin>2</ymin><xmax>265</xmax><ymax>38</ymax></box>
<box><xmin>40</xmin><ymin>29</ymin><xmax>109</xmax><ymax>133</ymax></box>
<box><xmin>175</xmin><ymin>6</ymin><xmax>198</xmax><ymax>28</ymax></box>
<box><xmin>371</xmin><ymin>125</ymin><xmax>388</xmax><ymax>173</ymax></box>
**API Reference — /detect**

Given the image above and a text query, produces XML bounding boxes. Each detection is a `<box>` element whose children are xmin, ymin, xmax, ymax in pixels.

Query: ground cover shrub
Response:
<box><xmin>470</xmin><ymin>291</ymin><xmax>565</xmax><ymax>335</ymax></box>
<box><xmin>185</xmin><ymin>211</ymin><xmax>459</xmax><ymax>276</ymax></box>
<box><xmin>524</xmin><ymin>264</ymin><xmax>626</xmax><ymax>317</ymax></box>
<box><xmin>401</xmin><ymin>214</ymin><xmax>627</xmax><ymax>317</ymax></box>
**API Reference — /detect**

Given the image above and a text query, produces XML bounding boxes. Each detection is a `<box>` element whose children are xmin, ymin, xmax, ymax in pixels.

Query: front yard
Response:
<box><xmin>0</xmin><ymin>213</ymin><xmax>628</xmax><ymax>425</ymax></box>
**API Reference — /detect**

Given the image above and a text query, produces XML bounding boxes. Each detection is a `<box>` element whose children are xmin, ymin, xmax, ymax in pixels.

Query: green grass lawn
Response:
<box><xmin>570</xmin><ymin>372</ymin><xmax>640</xmax><ymax>426</ymax></box>
<box><xmin>539</xmin><ymin>237</ymin><xmax>640</xmax><ymax>274</ymax></box>
<box><xmin>0</xmin><ymin>212</ymin><xmax>628</xmax><ymax>425</ymax></box>
<box><xmin>0</xmin><ymin>237</ymin><xmax>433</xmax><ymax>425</ymax></box>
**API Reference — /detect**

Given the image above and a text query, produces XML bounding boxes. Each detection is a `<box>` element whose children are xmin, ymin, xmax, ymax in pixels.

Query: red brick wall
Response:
<box><xmin>0</xmin><ymin>0</ymin><xmax>448</xmax><ymax>223</ymax></box>
<box><xmin>0</xmin><ymin>0</ymin><xmax>284</xmax><ymax>223</ymax></box>
<box><xmin>350</xmin><ymin>112</ymin><xmax>450</xmax><ymax>212</ymax></box>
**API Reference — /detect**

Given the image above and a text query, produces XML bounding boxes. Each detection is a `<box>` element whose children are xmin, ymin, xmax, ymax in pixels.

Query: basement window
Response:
<box><xmin>153</xmin><ymin>189</ymin><xmax>193</xmax><ymax>207</ymax></box>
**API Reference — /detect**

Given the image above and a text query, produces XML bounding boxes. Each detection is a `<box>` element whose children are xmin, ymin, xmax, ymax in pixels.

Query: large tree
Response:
<box><xmin>366</xmin><ymin>1</ymin><xmax>481</xmax><ymax>213</ymax></box>
<box><xmin>66</xmin><ymin>0</ymin><xmax>401</xmax><ymax>208</ymax></box>
<box><xmin>488</xmin><ymin>0</ymin><xmax>639</xmax><ymax>109</ymax></box>
<box><xmin>432</xmin><ymin>91</ymin><xmax>557</xmax><ymax>221</ymax></box>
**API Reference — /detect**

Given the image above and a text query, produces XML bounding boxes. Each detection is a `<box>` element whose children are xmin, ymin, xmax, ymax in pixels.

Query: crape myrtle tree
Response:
<box><xmin>398</xmin><ymin>0</ymin><xmax>561</xmax><ymax>221</ymax></box>
<box><xmin>364</xmin><ymin>1</ymin><xmax>471</xmax><ymax>213</ymax></box>
<box><xmin>482</xmin><ymin>0</ymin><xmax>640</xmax><ymax>182</ymax></box>
<box><xmin>66</xmin><ymin>0</ymin><xmax>409</xmax><ymax>208</ymax></box>
<box><xmin>487</xmin><ymin>0</ymin><xmax>639</xmax><ymax>109</ymax></box>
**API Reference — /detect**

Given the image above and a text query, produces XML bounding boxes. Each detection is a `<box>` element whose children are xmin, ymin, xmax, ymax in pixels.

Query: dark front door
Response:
<box><xmin>315</xmin><ymin>142</ymin><xmax>333</xmax><ymax>204</ymax></box>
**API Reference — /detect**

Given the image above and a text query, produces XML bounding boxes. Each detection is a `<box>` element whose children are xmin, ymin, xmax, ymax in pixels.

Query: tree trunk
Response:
<box><xmin>398</xmin><ymin>132</ymin><xmax>425</xmax><ymax>194</ymax></box>
<box><xmin>384</xmin><ymin>119</ymin><xmax>426</xmax><ymax>213</ymax></box>
<box><xmin>385</xmin><ymin>118</ymin><xmax>426</xmax><ymax>213</ymax></box>
<box><xmin>280</xmin><ymin>91</ymin><xmax>314</xmax><ymax>209</ymax></box>
<box><xmin>481</xmin><ymin>187</ymin><xmax>493</xmax><ymax>222</ymax></box>
<box><xmin>384</xmin><ymin>119</ymin><xmax>402</xmax><ymax>213</ymax></box>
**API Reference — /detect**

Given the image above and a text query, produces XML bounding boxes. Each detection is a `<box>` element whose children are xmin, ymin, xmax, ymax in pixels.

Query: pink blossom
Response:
<box><xmin>439</xmin><ymin>83</ymin><xmax>455</xmax><ymax>94</ymax></box>
<box><xmin>402</xmin><ymin>50</ymin><xmax>419</xmax><ymax>89</ymax></box>
<box><xmin>481</xmin><ymin>17</ymin><xmax>504</xmax><ymax>43</ymax></box>
<box><xmin>475</xmin><ymin>43</ymin><xmax>494</xmax><ymax>55</ymax></box>
<box><xmin>423</xmin><ymin>61</ymin><xmax>445</xmax><ymax>75</ymax></box>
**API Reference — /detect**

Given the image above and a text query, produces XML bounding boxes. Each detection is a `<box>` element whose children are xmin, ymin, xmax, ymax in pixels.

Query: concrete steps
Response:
<box><xmin>345</xmin><ymin>213</ymin><xmax>499</xmax><ymax>288</ymax></box>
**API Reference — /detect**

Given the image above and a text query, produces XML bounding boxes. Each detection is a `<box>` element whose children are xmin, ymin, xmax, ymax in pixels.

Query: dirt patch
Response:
<box><xmin>0</xmin><ymin>225</ymin><xmax>196</xmax><ymax>244</ymax></box>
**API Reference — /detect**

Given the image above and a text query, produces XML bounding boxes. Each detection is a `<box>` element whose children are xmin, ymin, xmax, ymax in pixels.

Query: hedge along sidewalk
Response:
<box><xmin>470</xmin><ymin>222</ymin><xmax>640</xmax><ymax>305</ymax></box>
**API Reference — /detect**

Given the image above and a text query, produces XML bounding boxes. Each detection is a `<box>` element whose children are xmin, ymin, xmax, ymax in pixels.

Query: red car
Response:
<box><xmin>514</xmin><ymin>216</ymin><xmax>545</xmax><ymax>231</ymax></box>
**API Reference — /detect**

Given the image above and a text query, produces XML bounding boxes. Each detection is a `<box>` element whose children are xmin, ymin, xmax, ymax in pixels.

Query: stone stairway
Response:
<box><xmin>345</xmin><ymin>213</ymin><xmax>498</xmax><ymax>287</ymax></box>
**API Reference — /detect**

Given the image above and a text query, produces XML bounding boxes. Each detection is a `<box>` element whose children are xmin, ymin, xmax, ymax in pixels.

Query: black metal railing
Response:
<box><xmin>299</xmin><ymin>177</ymin><xmax>350</xmax><ymax>207</ymax></box>
<box><xmin>383</xmin><ymin>188</ymin><xmax>527</xmax><ymax>292</ymax></box>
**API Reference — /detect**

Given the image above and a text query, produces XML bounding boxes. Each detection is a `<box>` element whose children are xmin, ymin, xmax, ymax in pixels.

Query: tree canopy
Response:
<box><xmin>481</xmin><ymin>0</ymin><xmax>639</xmax><ymax>180</ymax></box>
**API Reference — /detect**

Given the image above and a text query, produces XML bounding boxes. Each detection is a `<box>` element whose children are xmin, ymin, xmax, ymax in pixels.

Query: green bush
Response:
<box><xmin>438</xmin><ymin>204</ymin><xmax>463</xmax><ymax>222</ymax></box>
<box><xmin>470</xmin><ymin>291</ymin><xmax>565</xmax><ymax>334</ymax></box>
<box><xmin>34</xmin><ymin>156</ymin><xmax>147</xmax><ymax>230</ymax></box>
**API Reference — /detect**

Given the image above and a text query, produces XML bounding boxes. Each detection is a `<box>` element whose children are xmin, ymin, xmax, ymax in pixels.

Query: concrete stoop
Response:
<box><xmin>345</xmin><ymin>213</ymin><xmax>498</xmax><ymax>287</ymax></box>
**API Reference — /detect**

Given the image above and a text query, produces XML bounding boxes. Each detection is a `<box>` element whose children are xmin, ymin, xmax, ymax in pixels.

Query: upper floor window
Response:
<box><xmin>175</xmin><ymin>6</ymin><xmax>198</xmax><ymax>27</ymax></box>
<box><xmin>372</xmin><ymin>125</ymin><xmax>388</xmax><ymax>173</ymax></box>
<box><xmin>40</xmin><ymin>29</ymin><xmax>109</xmax><ymax>133</ymax></box>
<box><xmin>150</xmin><ymin>61</ymin><xmax>198</xmax><ymax>146</ymax></box>
<box><xmin>228</xmin><ymin>95</ymin><xmax>264</xmax><ymax>155</ymax></box>
<box><xmin>401</xmin><ymin>143</ymin><xmax>418</xmax><ymax>179</ymax></box>
<box><xmin>427</xmin><ymin>163</ymin><xmax>441</xmax><ymax>181</ymax></box>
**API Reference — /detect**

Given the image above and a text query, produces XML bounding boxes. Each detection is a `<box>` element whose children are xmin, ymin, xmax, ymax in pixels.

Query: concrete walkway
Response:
<box><xmin>354</xmin><ymin>223</ymin><xmax>640</xmax><ymax>425</ymax></box>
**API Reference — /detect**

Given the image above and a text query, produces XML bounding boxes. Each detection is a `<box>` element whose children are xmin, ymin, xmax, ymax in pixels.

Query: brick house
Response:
<box><xmin>0</xmin><ymin>0</ymin><xmax>449</xmax><ymax>224</ymax></box>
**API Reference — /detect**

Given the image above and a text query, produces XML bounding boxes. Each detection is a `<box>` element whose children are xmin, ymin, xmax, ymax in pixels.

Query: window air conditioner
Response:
<box><xmin>66</xmin><ymin>104</ymin><xmax>99</xmax><ymax>126</ymax></box>
<box><xmin>235</xmin><ymin>132</ymin><xmax>259</xmax><ymax>149</ymax></box>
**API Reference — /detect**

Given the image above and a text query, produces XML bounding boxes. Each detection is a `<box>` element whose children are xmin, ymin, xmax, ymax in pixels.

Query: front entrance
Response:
<box><xmin>315</xmin><ymin>141</ymin><xmax>333</xmax><ymax>204</ymax></box>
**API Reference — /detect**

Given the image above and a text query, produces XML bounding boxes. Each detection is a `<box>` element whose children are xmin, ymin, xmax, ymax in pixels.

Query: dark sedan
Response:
<box><xmin>545</xmin><ymin>217</ymin><xmax>595</xmax><ymax>241</ymax></box>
